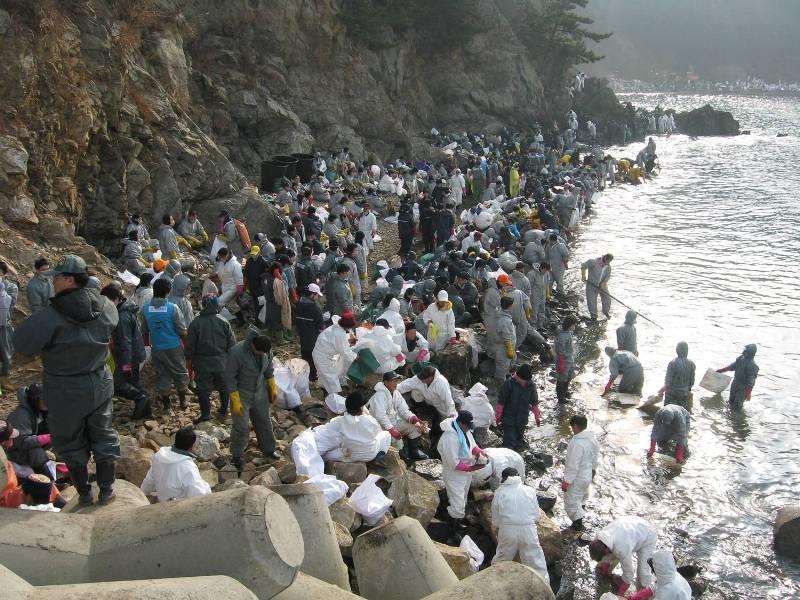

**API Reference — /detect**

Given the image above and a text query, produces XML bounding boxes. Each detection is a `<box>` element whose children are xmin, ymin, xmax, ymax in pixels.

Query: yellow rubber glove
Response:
<box><xmin>230</xmin><ymin>390</ymin><xmax>244</xmax><ymax>416</ymax></box>
<box><xmin>525</xmin><ymin>305</ymin><xmax>532</xmax><ymax>320</ymax></box>
<box><xmin>601</xmin><ymin>281</ymin><xmax>608</xmax><ymax>290</ymax></box>
<box><xmin>505</xmin><ymin>341</ymin><xmax>515</xmax><ymax>359</ymax></box>
<box><xmin>138</xmin><ymin>257</ymin><xmax>149</xmax><ymax>267</ymax></box>
<box><xmin>360</xmin><ymin>272</ymin><xmax>368</xmax><ymax>284</ymax></box>
<box><xmin>267</xmin><ymin>377</ymin><xmax>278</xmax><ymax>404</ymax></box>
<box><xmin>202</xmin><ymin>231</ymin><xmax>209</xmax><ymax>242</ymax></box>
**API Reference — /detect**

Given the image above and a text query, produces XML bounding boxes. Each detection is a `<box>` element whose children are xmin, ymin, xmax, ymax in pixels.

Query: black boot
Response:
<box><xmin>570</xmin><ymin>518</ymin><xmax>584</xmax><ymax>531</ymax></box>
<box><xmin>67</xmin><ymin>464</ymin><xmax>93</xmax><ymax>506</ymax></box>
<box><xmin>372</xmin><ymin>451</ymin><xmax>387</xmax><ymax>468</ymax></box>
<box><xmin>178</xmin><ymin>388</ymin><xmax>188</xmax><ymax>410</ymax></box>
<box><xmin>407</xmin><ymin>437</ymin><xmax>429</xmax><ymax>461</ymax></box>
<box><xmin>131</xmin><ymin>395</ymin><xmax>153</xmax><ymax>420</ymax></box>
<box><xmin>160</xmin><ymin>394</ymin><xmax>172</xmax><ymax>412</ymax></box>
<box><xmin>95</xmin><ymin>461</ymin><xmax>116</xmax><ymax>505</ymax></box>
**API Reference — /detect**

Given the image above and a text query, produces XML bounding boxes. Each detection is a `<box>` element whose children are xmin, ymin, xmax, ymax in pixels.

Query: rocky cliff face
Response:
<box><xmin>0</xmin><ymin>0</ymin><xmax>546</xmax><ymax>252</ymax></box>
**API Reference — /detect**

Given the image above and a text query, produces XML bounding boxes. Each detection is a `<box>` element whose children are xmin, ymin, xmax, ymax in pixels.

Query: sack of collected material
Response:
<box><xmin>307</xmin><ymin>474</ymin><xmax>349</xmax><ymax>505</ymax></box>
<box><xmin>460</xmin><ymin>383</ymin><xmax>494</xmax><ymax>429</ymax></box>
<box><xmin>274</xmin><ymin>358</ymin><xmax>311</xmax><ymax>410</ymax></box>
<box><xmin>292</xmin><ymin>429</ymin><xmax>325</xmax><ymax>478</ymax></box>
<box><xmin>498</xmin><ymin>251</ymin><xmax>518</xmax><ymax>273</ymax></box>
<box><xmin>349</xmin><ymin>474</ymin><xmax>392</xmax><ymax>525</ymax></box>
<box><xmin>699</xmin><ymin>368</ymin><xmax>732</xmax><ymax>393</ymax></box>
<box><xmin>459</xmin><ymin>535</ymin><xmax>484</xmax><ymax>572</ymax></box>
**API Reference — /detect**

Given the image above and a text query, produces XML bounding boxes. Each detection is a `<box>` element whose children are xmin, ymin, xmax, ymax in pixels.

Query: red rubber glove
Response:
<box><xmin>121</xmin><ymin>363</ymin><xmax>132</xmax><ymax>374</ymax></box>
<box><xmin>557</xmin><ymin>354</ymin><xmax>566</xmax><ymax>374</ymax></box>
<box><xmin>630</xmin><ymin>588</ymin><xmax>654</xmax><ymax>600</ymax></box>
<box><xmin>455</xmin><ymin>460</ymin><xmax>474</xmax><ymax>472</ymax></box>
<box><xmin>532</xmin><ymin>404</ymin><xmax>541</xmax><ymax>426</ymax></box>
<box><xmin>745</xmin><ymin>386</ymin><xmax>752</xmax><ymax>401</ymax></box>
<box><xmin>236</xmin><ymin>284</ymin><xmax>245</xmax><ymax>296</ymax></box>
<box><xmin>647</xmin><ymin>438</ymin><xmax>656</xmax><ymax>458</ymax></box>
<box><xmin>416</xmin><ymin>349</ymin><xmax>428</xmax><ymax>362</ymax></box>
<box><xmin>676</xmin><ymin>444</ymin><xmax>685</xmax><ymax>464</ymax></box>
<box><xmin>388</xmin><ymin>427</ymin><xmax>402</xmax><ymax>440</ymax></box>
<box><xmin>395</xmin><ymin>353</ymin><xmax>405</xmax><ymax>362</ymax></box>
<box><xmin>37</xmin><ymin>434</ymin><xmax>52</xmax><ymax>447</ymax></box>
<box><xmin>449</xmin><ymin>336</ymin><xmax>458</xmax><ymax>345</ymax></box>
<box><xmin>495</xmin><ymin>404</ymin><xmax>504</xmax><ymax>425</ymax></box>
<box><xmin>601</xmin><ymin>379</ymin><xmax>613</xmax><ymax>396</ymax></box>
<box><xmin>409</xmin><ymin>416</ymin><xmax>420</xmax><ymax>425</ymax></box>
<box><xmin>615</xmin><ymin>580</ymin><xmax>630</xmax><ymax>596</ymax></box>
<box><xmin>561</xmin><ymin>480</ymin><xmax>569</xmax><ymax>492</ymax></box>
<box><xmin>471</xmin><ymin>446</ymin><xmax>483</xmax><ymax>456</ymax></box>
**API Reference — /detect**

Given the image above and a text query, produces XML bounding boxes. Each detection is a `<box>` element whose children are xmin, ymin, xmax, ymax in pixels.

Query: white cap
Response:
<box><xmin>437</xmin><ymin>290</ymin><xmax>449</xmax><ymax>302</ymax></box>
<box><xmin>308</xmin><ymin>283</ymin><xmax>322</xmax><ymax>295</ymax></box>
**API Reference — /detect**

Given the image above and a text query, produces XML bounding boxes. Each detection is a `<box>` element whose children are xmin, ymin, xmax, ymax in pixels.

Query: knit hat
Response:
<box><xmin>437</xmin><ymin>290</ymin><xmax>449</xmax><ymax>302</ymax></box>
<box><xmin>516</xmin><ymin>364</ymin><xmax>533</xmax><ymax>381</ymax></box>
<box><xmin>338</xmin><ymin>310</ymin><xmax>356</xmax><ymax>329</ymax></box>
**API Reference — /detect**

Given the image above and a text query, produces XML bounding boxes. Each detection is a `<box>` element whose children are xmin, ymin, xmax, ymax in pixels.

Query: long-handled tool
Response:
<box><xmin>586</xmin><ymin>281</ymin><xmax>664</xmax><ymax>329</ymax></box>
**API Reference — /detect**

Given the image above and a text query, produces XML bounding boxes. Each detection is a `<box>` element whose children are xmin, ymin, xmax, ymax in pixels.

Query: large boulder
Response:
<box><xmin>421</xmin><ymin>561</ymin><xmax>554</xmax><ymax>600</ymax></box>
<box><xmin>273</xmin><ymin>572</ymin><xmax>362</xmax><ymax>600</ymax></box>
<box><xmin>326</xmin><ymin>461</ymin><xmax>368</xmax><ymax>485</ymax></box>
<box><xmin>479</xmin><ymin>504</ymin><xmax>562</xmax><ymax>565</ymax></box>
<box><xmin>193</xmin><ymin>189</ymin><xmax>285</xmax><ymax>242</ymax></box>
<box><xmin>433</xmin><ymin>542</ymin><xmax>473</xmax><ymax>580</ymax></box>
<box><xmin>61</xmin><ymin>480</ymin><xmax>149</xmax><ymax>514</ymax></box>
<box><xmin>434</xmin><ymin>342</ymin><xmax>472</xmax><ymax>390</ymax></box>
<box><xmin>116</xmin><ymin>435</ymin><xmax>154</xmax><ymax>487</ymax></box>
<box><xmin>774</xmin><ymin>505</ymin><xmax>800</xmax><ymax>558</ymax></box>
<box><xmin>388</xmin><ymin>470</ymin><xmax>441</xmax><ymax>528</ymax></box>
<box><xmin>192</xmin><ymin>431</ymin><xmax>222</xmax><ymax>461</ymax></box>
<box><xmin>677</xmin><ymin>104</ymin><xmax>740</xmax><ymax>136</ymax></box>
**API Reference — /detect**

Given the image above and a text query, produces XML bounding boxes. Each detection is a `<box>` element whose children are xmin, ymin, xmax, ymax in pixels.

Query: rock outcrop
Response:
<box><xmin>0</xmin><ymin>0</ymin><xmax>548</xmax><ymax>252</ymax></box>
<box><xmin>774</xmin><ymin>505</ymin><xmax>800</xmax><ymax>559</ymax></box>
<box><xmin>677</xmin><ymin>105</ymin><xmax>740</xmax><ymax>136</ymax></box>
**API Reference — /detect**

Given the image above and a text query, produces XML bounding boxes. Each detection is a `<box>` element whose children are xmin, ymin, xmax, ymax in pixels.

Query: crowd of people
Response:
<box><xmin>0</xmin><ymin>108</ymin><xmax>760</xmax><ymax>597</ymax></box>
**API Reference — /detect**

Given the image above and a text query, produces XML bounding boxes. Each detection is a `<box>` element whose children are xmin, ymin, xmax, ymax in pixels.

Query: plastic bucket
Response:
<box><xmin>273</xmin><ymin>155</ymin><xmax>298</xmax><ymax>179</ymax></box>
<box><xmin>261</xmin><ymin>160</ymin><xmax>288</xmax><ymax>193</ymax></box>
<box><xmin>292</xmin><ymin>153</ymin><xmax>315</xmax><ymax>184</ymax></box>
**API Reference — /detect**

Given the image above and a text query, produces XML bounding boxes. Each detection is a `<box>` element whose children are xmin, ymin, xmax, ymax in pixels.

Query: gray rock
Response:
<box><xmin>388</xmin><ymin>470</ymin><xmax>440</xmax><ymax>528</ymax></box>
<box><xmin>192</xmin><ymin>431</ymin><xmax>222</xmax><ymax>461</ymax></box>
<box><xmin>326</xmin><ymin>461</ymin><xmax>368</xmax><ymax>485</ymax></box>
<box><xmin>774</xmin><ymin>505</ymin><xmax>800</xmax><ymax>558</ymax></box>
<box><xmin>536</xmin><ymin>492</ymin><xmax>557</xmax><ymax>512</ymax></box>
<box><xmin>251</xmin><ymin>467</ymin><xmax>282</xmax><ymax>488</ymax></box>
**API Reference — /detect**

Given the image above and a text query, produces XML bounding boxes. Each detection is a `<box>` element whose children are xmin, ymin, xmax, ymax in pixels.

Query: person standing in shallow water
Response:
<box><xmin>716</xmin><ymin>344</ymin><xmax>758</xmax><ymax>410</ymax></box>
<box><xmin>554</xmin><ymin>315</ymin><xmax>578</xmax><ymax>402</ymax></box>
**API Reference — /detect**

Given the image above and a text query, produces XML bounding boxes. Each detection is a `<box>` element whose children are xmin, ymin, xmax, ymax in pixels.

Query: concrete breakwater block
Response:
<box><xmin>353</xmin><ymin>515</ymin><xmax>458</xmax><ymax>599</ymax></box>
<box><xmin>420</xmin><ymin>561</ymin><xmax>555</xmax><ymax>599</ymax></box>
<box><xmin>0</xmin><ymin>486</ymin><xmax>303</xmax><ymax>598</ymax></box>
<box><xmin>273</xmin><ymin>572</ymin><xmax>363</xmax><ymax>600</ymax></box>
<box><xmin>774</xmin><ymin>505</ymin><xmax>800</xmax><ymax>558</ymax></box>
<box><xmin>269</xmin><ymin>483</ymin><xmax>351</xmax><ymax>590</ymax></box>
<box><xmin>61</xmin><ymin>479</ymin><xmax>150</xmax><ymax>514</ymax></box>
<box><xmin>0</xmin><ymin>564</ymin><xmax>258</xmax><ymax>599</ymax></box>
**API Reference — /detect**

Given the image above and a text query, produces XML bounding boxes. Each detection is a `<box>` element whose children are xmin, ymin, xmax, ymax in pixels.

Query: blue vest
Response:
<box><xmin>143</xmin><ymin>300</ymin><xmax>181</xmax><ymax>351</ymax></box>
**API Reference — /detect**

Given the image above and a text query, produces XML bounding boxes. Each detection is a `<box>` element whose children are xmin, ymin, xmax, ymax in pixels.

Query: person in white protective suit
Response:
<box><xmin>399</xmin><ymin>321</ymin><xmax>430</xmax><ymax>371</ymax></box>
<box><xmin>490</xmin><ymin>467</ymin><xmax>549</xmax><ymax>583</ymax></box>
<box><xmin>397</xmin><ymin>365</ymin><xmax>456</xmax><ymax>421</ymax></box>
<box><xmin>312</xmin><ymin>311</ymin><xmax>357</xmax><ymax>396</ymax></box>
<box><xmin>471</xmin><ymin>447</ymin><xmax>525</xmax><ymax>490</ymax></box>
<box><xmin>449</xmin><ymin>169</ymin><xmax>466</xmax><ymax>207</ymax></box>
<box><xmin>589</xmin><ymin>515</ymin><xmax>659</xmax><ymax>596</ymax></box>
<box><xmin>377</xmin><ymin>297</ymin><xmax>406</xmax><ymax>335</ymax></box>
<box><xmin>437</xmin><ymin>410</ymin><xmax>487</xmax><ymax>534</ymax></box>
<box><xmin>140</xmin><ymin>427</ymin><xmax>212</xmax><ymax>502</ymax></box>
<box><xmin>368</xmin><ymin>371</ymin><xmax>428</xmax><ymax>460</ymax></box>
<box><xmin>353</xmin><ymin>319</ymin><xmax>405</xmax><ymax>374</ymax></box>
<box><xmin>420</xmin><ymin>290</ymin><xmax>456</xmax><ymax>352</ymax></box>
<box><xmin>324</xmin><ymin>391</ymin><xmax>391</xmax><ymax>467</ymax></box>
<box><xmin>357</xmin><ymin>204</ymin><xmax>377</xmax><ymax>251</ymax></box>
<box><xmin>560</xmin><ymin>414</ymin><xmax>600</xmax><ymax>530</ymax></box>
<box><xmin>626</xmin><ymin>549</ymin><xmax>692</xmax><ymax>600</ymax></box>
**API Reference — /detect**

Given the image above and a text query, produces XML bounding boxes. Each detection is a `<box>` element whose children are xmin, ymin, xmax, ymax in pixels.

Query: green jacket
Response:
<box><xmin>226</xmin><ymin>328</ymin><xmax>274</xmax><ymax>401</ymax></box>
<box><xmin>185</xmin><ymin>303</ymin><xmax>236</xmax><ymax>373</ymax></box>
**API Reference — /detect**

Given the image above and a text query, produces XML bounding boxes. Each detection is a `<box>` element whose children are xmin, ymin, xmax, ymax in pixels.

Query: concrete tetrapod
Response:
<box><xmin>353</xmin><ymin>515</ymin><xmax>458</xmax><ymax>600</ymax></box>
<box><xmin>272</xmin><ymin>572</ymin><xmax>362</xmax><ymax>599</ymax></box>
<box><xmin>269</xmin><ymin>482</ymin><xmax>351</xmax><ymax>590</ymax></box>
<box><xmin>0</xmin><ymin>486</ymin><xmax>304</xmax><ymax>598</ymax></box>
<box><xmin>420</xmin><ymin>561</ymin><xmax>555</xmax><ymax>600</ymax></box>
<box><xmin>0</xmin><ymin>564</ymin><xmax>258</xmax><ymax>599</ymax></box>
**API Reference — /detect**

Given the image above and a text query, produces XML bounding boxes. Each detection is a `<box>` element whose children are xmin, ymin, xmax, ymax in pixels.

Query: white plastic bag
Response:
<box><xmin>699</xmin><ymin>368</ymin><xmax>731</xmax><ymax>393</ymax></box>
<box><xmin>460</xmin><ymin>383</ymin><xmax>494</xmax><ymax>428</ymax></box>
<box><xmin>308</xmin><ymin>474</ymin><xmax>349</xmax><ymax>505</ymax></box>
<box><xmin>348</xmin><ymin>474</ymin><xmax>393</xmax><ymax>525</ymax></box>
<box><xmin>117</xmin><ymin>270</ymin><xmax>140</xmax><ymax>286</ymax></box>
<box><xmin>459</xmin><ymin>535</ymin><xmax>484</xmax><ymax>572</ymax></box>
<box><xmin>291</xmin><ymin>430</ymin><xmax>325</xmax><ymax>478</ymax></box>
<box><xmin>274</xmin><ymin>358</ymin><xmax>311</xmax><ymax>410</ymax></box>
<box><xmin>210</xmin><ymin>236</ymin><xmax>227</xmax><ymax>259</ymax></box>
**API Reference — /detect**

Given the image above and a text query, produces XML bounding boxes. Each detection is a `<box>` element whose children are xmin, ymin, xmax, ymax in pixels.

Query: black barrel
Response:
<box><xmin>291</xmin><ymin>152</ymin><xmax>315</xmax><ymax>184</ymax></box>
<box><xmin>261</xmin><ymin>160</ymin><xmax>288</xmax><ymax>193</ymax></box>
<box><xmin>273</xmin><ymin>155</ymin><xmax>298</xmax><ymax>179</ymax></box>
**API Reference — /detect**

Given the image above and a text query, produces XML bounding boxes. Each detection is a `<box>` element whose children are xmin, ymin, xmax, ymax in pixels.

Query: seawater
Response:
<box><xmin>553</xmin><ymin>93</ymin><xmax>800</xmax><ymax>598</ymax></box>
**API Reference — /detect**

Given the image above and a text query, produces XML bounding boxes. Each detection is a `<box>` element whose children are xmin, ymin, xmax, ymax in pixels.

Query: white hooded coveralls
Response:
<box><xmin>420</xmin><ymin>301</ymin><xmax>455</xmax><ymax>352</ymax></box>
<box><xmin>323</xmin><ymin>412</ymin><xmax>391</xmax><ymax>462</ymax></box>
<box><xmin>312</xmin><ymin>320</ymin><xmax>356</xmax><ymax>395</ymax></box>
<box><xmin>597</xmin><ymin>516</ymin><xmax>658</xmax><ymax>589</ymax></box>
<box><xmin>490</xmin><ymin>475</ymin><xmax>549</xmax><ymax>582</ymax></box>
<box><xmin>563</xmin><ymin>429</ymin><xmax>600</xmax><ymax>521</ymax></box>
<box><xmin>397</xmin><ymin>370</ymin><xmax>456</xmax><ymax>419</ymax></box>
<box><xmin>649</xmin><ymin>549</ymin><xmax>692</xmax><ymax>599</ymax></box>
<box><xmin>368</xmin><ymin>381</ymin><xmax>421</xmax><ymax>448</ymax></box>
<box><xmin>437</xmin><ymin>417</ymin><xmax>479</xmax><ymax>519</ymax></box>
<box><xmin>140</xmin><ymin>447</ymin><xmax>212</xmax><ymax>502</ymax></box>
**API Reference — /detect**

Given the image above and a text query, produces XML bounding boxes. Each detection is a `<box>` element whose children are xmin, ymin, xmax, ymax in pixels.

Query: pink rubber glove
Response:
<box><xmin>388</xmin><ymin>427</ymin><xmax>402</xmax><ymax>440</ymax></box>
<box><xmin>745</xmin><ymin>386</ymin><xmax>752</xmax><ymax>401</ymax></box>
<box><xmin>596</xmin><ymin>562</ymin><xmax>612</xmax><ymax>577</ymax></box>
<box><xmin>557</xmin><ymin>354</ymin><xmax>566</xmax><ymax>374</ymax></box>
<box><xmin>37</xmin><ymin>434</ymin><xmax>52</xmax><ymax>447</ymax></box>
<box><xmin>630</xmin><ymin>587</ymin><xmax>654</xmax><ymax>600</ymax></box>
<box><xmin>561</xmin><ymin>480</ymin><xmax>569</xmax><ymax>492</ymax></box>
<box><xmin>676</xmin><ymin>445</ymin><xmax>685</xmax><ymax>464</ymax></box>
<box><xmin>121</xmin><ymin>364</ymin><xmax>132</xmax><ymax>374</ymax></box>
<box><xmin>532</xmin><ymin>404</ymin><xmax>541</xmax><ymax>426</ymax></box>
<box><xmin>416</xmin><ymin>349</ymin><xmax>428</xmax><ymax>362</ymax></box>
<box><xmin>615</xmin><ymin>580</ymin><xmax>630</xmax><ymax>596</ymax></box>
<box><xmin>456</xmin><ymin>460</ymin><xmax>474</xmax><ymax>472</ymax></box>
<box><xmin>647</xmin><ymin>438</ymin><xmax>656</xmax><ymax>458</ymax></box>
<box><xmin>395</xmin><ymin>353</ymin><xmax>405</xmax><ymax>362</ymax></box>
<box><xmin>410</xmin><ymin>416</ymin><xmax>420</xmax><ymax>425</ymax></box>
<box><xmin>471</xmin><ymin>446</ymin><xmax>483</xmax><ymax>456</ymax></box>
<box><xmin>495</xmin><ymin>404</ymin><xmax>504</xmax><ymax>425</ymax></box>
<box><xmin>236</xmin><ymin>284</ymin><xmax>246</xmax><ymax>296</ymax></box>
<box><xmin>449</xmin><ymin>336</ymin><xmax>458</xmax><ymax>345</ymax></box>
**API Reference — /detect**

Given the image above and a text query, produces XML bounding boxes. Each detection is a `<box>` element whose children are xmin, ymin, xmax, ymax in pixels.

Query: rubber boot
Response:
<box><xmin>407</xmin><ymin>437</ymin><xmax>429</xmax><ymax>461</ymax></box>
<box><xmin>178</xmin><ymin>388</ymin><xmax>188</xmax><ymax>410</ymax></box>
<box><xmin>131</xmin><ymin>394</ymin><xmax>153</xmax><ymax>420</ymax></box>
<box><xmin>372</xmin><ymin>450</ymin><xmax>387</xmax><ymax>468</ymax></box>
<box><xmin>160</xmin><ymin>393</ymin><xmax>172</xmax><ymax>412</ymax></box>
<box><xmin>96</xmin><ymin>461</ymin><xmax>116</xmax><ymax>505</ymax></box>
<box><xmin>570</xmin><ymin>518</ymin><xmax>584</xmax><ymax>531</ymax></box>
<box><xmin>67</xmin><ymin>464</ymin><xmax>93</xmax><ymax>506</ymax></box>
<box><xmin>217</xmin><ymin>391</ymin><xmax>230</xmax><ymax>418</ymax></box>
